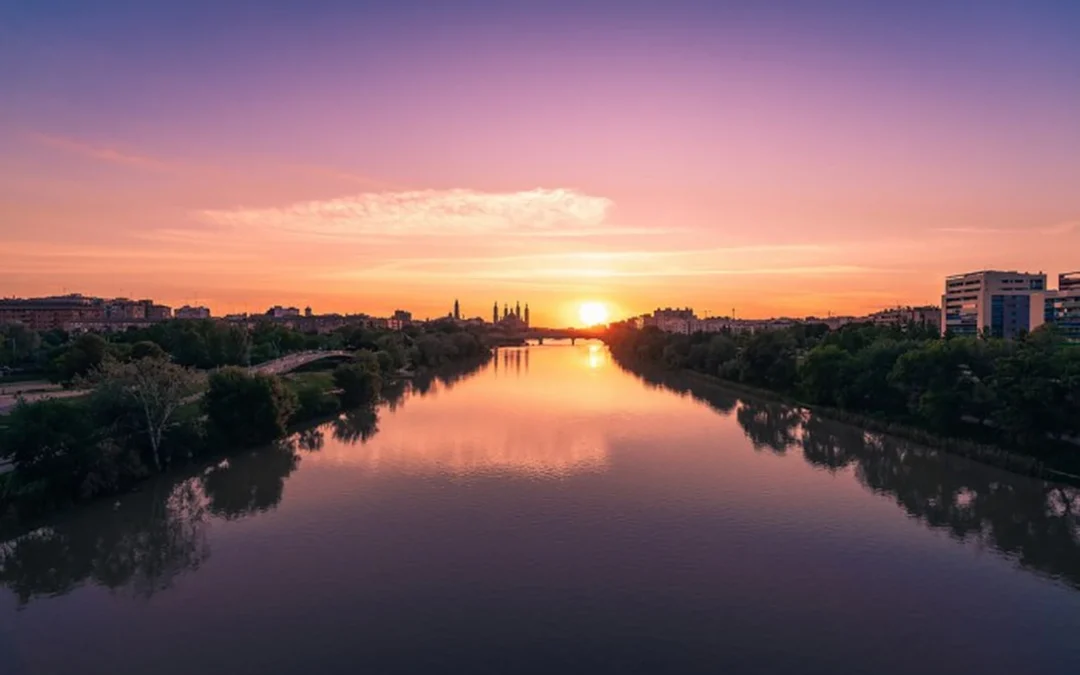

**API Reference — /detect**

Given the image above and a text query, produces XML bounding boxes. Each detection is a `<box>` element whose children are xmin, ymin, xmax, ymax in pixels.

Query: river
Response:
<box><xmin>2</xmin><ymin>344</ymin><xmax>1078</xmax><ymax>674</ymax></box>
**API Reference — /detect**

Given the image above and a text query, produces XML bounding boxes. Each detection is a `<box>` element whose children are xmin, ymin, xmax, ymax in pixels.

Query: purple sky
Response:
<box><xmin>3</xmin><ymin>0</ymin><xmax>1079</xmax><ymax>323</ymax></box>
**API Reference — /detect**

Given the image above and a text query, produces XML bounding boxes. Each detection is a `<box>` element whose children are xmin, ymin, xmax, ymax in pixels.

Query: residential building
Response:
<box><xmin>392</xmin><ymin>309</ymin><xmax>413</xmax><ymax>323</ymax></box>
<box><xmin>176</xmin><ymin>305</ymin><xmax>212</xmax><ymax>319</ymax></box>
<box><xmin>267</xmin><ymin>305</ymin><xmax>300</xmax><ymax>319</ymax></box>
<box><xmin>147</xmin><ymin>304</ymin><xmax>173</xmax><ymax>320</ymax></box>
<box><xmin>0</xmin><ymin>294</ymin><xmax>176</xmax><ymax>331</ymax></box>
<box><xmin>0</xmin><ymin>295</ymin><xmax>105</xmax><ymax>330</ymax></box>
<box><xmin>1059</xmin><ymin>271</ymin><xmax>1080</xmax><ymax>292</ymax></box>
<box><xmin>1040</xmin><ymin>272</ymin><xmax>1080</xmax><ymax>340</ymax></box>
<box><xmin>941</xmin><ymin>270</ymin><xmax>1046</xmax><ymax>338</ymax></box>
<box><xmin>868</xmin><ymin>305</ymin><xmax>942</xmax><ymax>332</ymax></box>
<box><xmin>644</xmin><ymin>307</ymin><xmax>696</xmax><ymax>334</ymax></box>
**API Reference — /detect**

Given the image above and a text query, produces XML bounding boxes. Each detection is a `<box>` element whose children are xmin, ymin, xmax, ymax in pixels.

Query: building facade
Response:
<box><xmin>868</xmin><ymin>305</ymin><xmax>942</xmax><ymax>332</ymax></box>
<box><xmin>175</xmin><ymin>305</ymin><xmax>212</xmax><ymax>319</ymax></box>
<box><xmin>0</xmin><ymin>295</ymin><xmax>105</xmax><ymax>331</ymax></box>
<box><xmin>1040</xmin><ymin>272</ymin><xmax>1080</xmax><ymax>340</ymax></box>
<box><xmin>0</xmin><ymin>295</ymin><xmax>173</xmax><ymax>331</ymax></box>
<box><xmin>267</xmin><ymin>305</ymin><xmax>300</xmax><ymax>319</ymax></box>
<box><xmin>941</xmin><ymin>270</ymin><xmax>1046</xmax><ymax>338</ymax></box>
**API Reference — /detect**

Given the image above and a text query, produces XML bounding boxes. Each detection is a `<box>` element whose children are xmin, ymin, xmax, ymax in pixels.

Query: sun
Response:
<box><xmin>578</xmin><ymin>301</ymin><xmax>610</xmax><ymax>327</ymax></box>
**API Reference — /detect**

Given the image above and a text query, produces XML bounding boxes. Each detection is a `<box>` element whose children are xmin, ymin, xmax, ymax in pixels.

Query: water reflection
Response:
<box><xmin>4</xmin><ymin>345</ymin><xmax>1079</xmax><ymax>625</ymax></box>
<box><xmin>203</xmin><ymin>441</ymin><xmax>301</xmax><ymax>520</ymax></box>
<box><xmin>735</xmin><ymin>400</ymin><xmax>802</xmax><ymax>455</ymax></box>
<box><xmin>331</xmin><ymin>407</ymin><xmax>381</xmax><ymax>444</ymax></box>
<box><xmin>621</xmin><ymin>364</ymin><xmax>1080</xmax><ymax>590</ymax></box>
<box><xmin>0</xmin><ymin>358</ymin><xmax>486</xmax><ymax>606</ymax></box>
<box><xmin>0</xmin><ymin>477</ymin><xmax>211</xmax><ymax>606</ymax></box>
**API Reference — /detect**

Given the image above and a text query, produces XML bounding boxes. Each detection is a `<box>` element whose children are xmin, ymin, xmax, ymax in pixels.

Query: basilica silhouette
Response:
<box><xmin>493</xmin><ymin>301</ymin><xmax>529</xmax><ymax>328</ymax></box>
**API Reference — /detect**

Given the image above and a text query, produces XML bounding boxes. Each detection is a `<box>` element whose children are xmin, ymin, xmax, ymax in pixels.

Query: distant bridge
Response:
<box><xmin>251</xmin><ymin>350</ymin><xmax>353</xmax><ymax>375</ymax></box>
<box><xmin>488</xmin><ymin>327</ymin><xmax>603</xmax><ymax>346</ymax></box>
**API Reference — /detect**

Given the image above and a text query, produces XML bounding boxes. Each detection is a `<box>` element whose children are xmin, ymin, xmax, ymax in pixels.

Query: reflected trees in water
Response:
<box><xmin>0</xmin><ymin>437</ymin><xmax>311</xmax><ymax>605</ymax></box>
<box><xmin>630</xmin><ymin>367</ymin><xmax>1080</xmax><ymax>591</ymax></box>
<box><xmin>0</xmin><ymin>477</ymin><xmax>210</xmax><ymax>605</ymax></box>
<box><xmin>332</xmin><ymin>408</ymin><xmax>380</xmax><ymax>444</ymax></box>
<box><xmin>0</xmin><ymin>355</ymin><xmax>491</xmax><ymax>607</ymax></box>
<box><xmin>735</xmin><ymin>399</ymin><xmax>802</xmax><ymax>454</ymax></box>
<box><xmin>202</xmin><ymin>441</ymin><xmax>301</xmax><ymax>520</ymax></box>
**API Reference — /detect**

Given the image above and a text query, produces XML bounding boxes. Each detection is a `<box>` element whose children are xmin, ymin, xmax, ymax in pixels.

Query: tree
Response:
<box><xmin>89</xmin><ymin>357</ymin><xmax>201</xmax><ymax>471</ymax></box>
<box><xmin>203</xmin><ymin>368</ymin><xmax>297</xmax><ymax>447</ymax></box>
<box><xmin>737</xmin><ymin>330</ymin><xmax>798</xmax><ymax>390</ymax></box>
<box><xmin>334</xmin><ymin>362</ymin><xmax>382</xmax><ymax>408</ymax></box>
<box><xmin>704</xmin><ymin>334</ymin><xmax>737</xmax><ymax>374</ymax></box>
<box><xmin>0</xmin><ymin>323</ymin><xmax>41</xmax><ymax>367</ymax></box>
<box><xmin>0</xmin><ymin>398</ymin><xmax>97</xmax><ymax>484</ymax></box>
<box><xmin>130</xmin><ymin>341</ymin><xmax>167</xmax><ymax>361</ymax></box>
<box><xmin>798</xmin><ymin>345</ymin><xmax>854</xmax><ymax>406</ymax></box>
<box><xmin>55</xmin><ymin>333</ymin><xmax>108</xmax><ymax>382</ymax></box>
<box><xmin>292</xmin><ymin>382</ymin><xmax>340</xmax><ymax>422</ymax></box>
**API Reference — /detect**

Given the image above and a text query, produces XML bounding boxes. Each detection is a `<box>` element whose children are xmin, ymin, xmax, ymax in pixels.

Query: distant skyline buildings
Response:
<box><xmin>941</xmin><ymin>269</ymin><xmax>1080</xmax><ymax>339</ymax></box>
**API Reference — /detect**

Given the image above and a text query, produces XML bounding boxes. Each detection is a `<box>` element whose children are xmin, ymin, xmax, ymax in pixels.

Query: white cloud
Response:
<box><xmin>196</xmin><ymin>188</ymin><xmax>618</xmax><ymax>238</ymax></box>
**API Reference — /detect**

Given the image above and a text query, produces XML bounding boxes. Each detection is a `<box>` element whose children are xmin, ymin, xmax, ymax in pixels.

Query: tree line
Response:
<box><xmin>1</xmin><ymin>316</ymin><xmax>491</xmax><ymax>384</ymax></box>
<box><xmin>0</xmin><ymin>322</ymin><xmax>490</xmax><ymax>516</ymax></box>
<box><xmin>605</xmin><ymin>321</ymin><xmax>1080</xmax><ymax>464</ymax></box>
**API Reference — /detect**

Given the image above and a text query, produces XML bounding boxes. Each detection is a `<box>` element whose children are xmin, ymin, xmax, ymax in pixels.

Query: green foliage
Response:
<box><xmin>292</xmin><ymin>382</ymin><xmax>341</xmax><ymax>422</ymax></box>
<box><xmin>351</xmin><ymin>350</ymin><xmax>382</xmax><ymax>374</ymax></box>
<box><xmin>374</xmin><ymin>350</ymin><xmax>395</xmax><ymax>374</ymax></box>
<box><xmin>203</xmin><ymin>368</ymin><xmax>297</xmax><ymax>447</ymax></box>
<box><xmin>606</xmin><ymin>320</ymin><xmax>1080</xmax><ymax>449</ymax></box>
<box><xmin>333</xmin><ymin>362</ymin><xmax>382</xmax><ymax>408</ymax></box>
<box><xmin>0</xmin><ymin>398</ymin><xmax>147</xmax><ymax>500</ymax></box>
<box><xmin>0</xmin><ymin>323</ymin><xmax>41</xmax><ymax>367</ymax></box>
<box><xmin>0</xmin><ymin>398</ymin><xmax>97</xmax><ymax>483</ymax></box>
<box><xmin>799</xmin><ymin>345</ymin><xmax>854</xmax><ymax>407</ymax></box>
<box><xmin>737</xmin><ymin>330</ymin><xmax>797</xmax><ymax>390</ymax></box>
<box><xmin>130</xmin><ymin>341</ymin><xmax>167</xmax><ymax>361</ymax></box>
<box><xmin>375</xmin><ymin>334</ymin><xmax>407</xmax><ymax>369</ymax></box>
<box><xmin>116</xmin><ymin>320</ymin><xmax>250</xmax><ymax>368</ymax></box>
<box><xmin>1</xmin><ymin>320</ymin><xmax>492</xmax><ymax>512</ymax></box>
<box><xmin>88</xmin><ymin>357</ymin><xmax>201</xmax><ymax>471</ymax></box>
<box><xmin>54</xmin><ymin>333</ymin><xmax>108</xmax><ymax>382</ymax></box>
<box><xmin>406</xmin><ymin>330</ymin><xmax>487</xmax><ymax>369</ymax></box>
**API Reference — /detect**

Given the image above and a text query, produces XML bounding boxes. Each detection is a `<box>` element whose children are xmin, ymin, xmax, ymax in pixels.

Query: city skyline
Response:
<box><xmin>3</xmin><ymin>1</ymin><xmax>1080</xmax><ymax>326</ymax></box>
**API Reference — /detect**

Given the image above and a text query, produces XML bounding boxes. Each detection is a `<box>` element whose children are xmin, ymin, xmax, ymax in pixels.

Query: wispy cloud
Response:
<box><xmin>28</xmin><ymin>132</ymin><xmax>178</xmax><ymax>172</ymax></box>
<box><xmin>28</xmin><ymin>131</ymin><xmax>395</xmax><ymax>190</ymax></box>
<box><xmin>196</xmin><ymin>188</ymin><xmax>622</xmax><ymax>238</ymax></box>
<box><xmin>933</xmin><ymin>221</ymin><xmax>1079</xmax><ymax>235</ymax></box>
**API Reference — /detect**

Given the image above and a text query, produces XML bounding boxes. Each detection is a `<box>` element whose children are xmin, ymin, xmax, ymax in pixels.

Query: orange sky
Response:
<box><xmin>3</xmin><ymin>3</ymin><xmax>1079</xmax><ymax>327</ymax></box>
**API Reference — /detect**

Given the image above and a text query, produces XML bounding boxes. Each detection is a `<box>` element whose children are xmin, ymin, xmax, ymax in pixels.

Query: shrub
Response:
<box><xmin>204</xmin><ymin>368</ymin><xmax>297</xmax><ymax>447</ymax></box>
<box><xmin>333</xmin><ymin>362</ymin><xmax>382</xmax><ymax>408</ymax></box>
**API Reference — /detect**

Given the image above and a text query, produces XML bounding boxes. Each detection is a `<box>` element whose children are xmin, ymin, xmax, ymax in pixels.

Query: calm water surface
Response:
<box><xmin>2</xmin><ymin>344</ymin><xmax>1079</xmax><ymax>674</ymax></box>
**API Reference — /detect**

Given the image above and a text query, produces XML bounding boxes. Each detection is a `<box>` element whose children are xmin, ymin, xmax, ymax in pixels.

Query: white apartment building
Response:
<box><xmin>941</xmin><ymin>270</ymin><xmax>1046</xmax><ymax>338</ymax></box>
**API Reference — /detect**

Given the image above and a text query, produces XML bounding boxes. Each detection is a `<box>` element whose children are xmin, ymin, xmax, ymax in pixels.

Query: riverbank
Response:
<box><xmin>612</xmin><ymin>353</ymin><xmax>1080</xmax><ymax>486</ymax></box>
<box><xmin>0</xmin><ymin>350</ymin><xmax>494</xmax><ymax>525</ymax></box>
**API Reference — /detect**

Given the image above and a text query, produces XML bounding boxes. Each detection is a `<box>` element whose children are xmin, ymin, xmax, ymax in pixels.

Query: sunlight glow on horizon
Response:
<box><xmin>579</xmin><ymin>302</ymin><xmax>611</xmax><ymax>327</ymax></box>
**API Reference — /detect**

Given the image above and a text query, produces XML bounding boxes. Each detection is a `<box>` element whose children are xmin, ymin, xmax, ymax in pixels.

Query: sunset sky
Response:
<box><xmin>3</xmin><ymin>0</ymin><xmax>1079</xmax><ymax>326</ymax></box>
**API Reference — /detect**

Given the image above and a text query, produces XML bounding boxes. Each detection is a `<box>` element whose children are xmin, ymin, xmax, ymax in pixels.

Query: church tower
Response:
<box><xmin>453</xmin><ymin>299</ymin><xmax>460</xmax><ymax>320</ymax></box>
<box><xmin>492</xmin><ymin>301</ymin><xmax>498</xmax><ymax>324</ymax></box>
<box><xmin>503</xmin><ymin>303</ymin><xmax>509</xmax><ymax>320</ymax></box>
<box><xmin>524</xmin><ymin>304</ymin><xmax>530</xmax><ymax>327</ymax></box>
<box><xmin>515</xmin><ymin>301</ymin><xmax>521</xmax><ymax>318</ymax></box>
